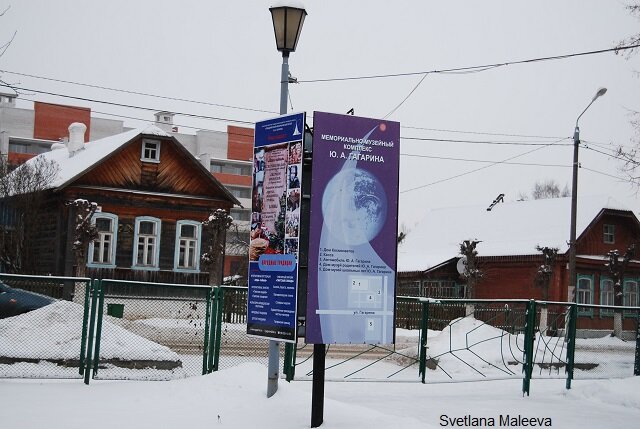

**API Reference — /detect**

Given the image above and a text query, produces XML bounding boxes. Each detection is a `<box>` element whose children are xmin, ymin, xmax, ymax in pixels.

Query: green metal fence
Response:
<box><xmin>213</xmin><ymin>286</ymin><xmax>271</xmax><ymax>369</ymax></box>
<box><xmin>88</xmin><ymin>279</ymin><xmax>213</xmax><ymax>381</ymax></box>
<box><xmin>290</xmin><ymin>297</ymin><xmax>640</xmax><ymax>396</ymax></box>
<box><xmin>0</xmin><ymin>273</ymin><xmax>92</xmax><ymax>379</ymax></box>
<box><xmin>1</xmin><ymin>275</ymin><xmax>638</xmax><ymax>393</ymax></box>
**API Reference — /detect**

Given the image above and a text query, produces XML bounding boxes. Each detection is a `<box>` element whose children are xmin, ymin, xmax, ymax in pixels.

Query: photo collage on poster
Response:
<box><xmin>285</xmin><ymin>141</ymin><xmax>302</xmax><ymax>259</ymax></box>
<box><xmin>250</xmin><ymin>140</ymin><xmax>302</xmax><ymax>262</ymax></box>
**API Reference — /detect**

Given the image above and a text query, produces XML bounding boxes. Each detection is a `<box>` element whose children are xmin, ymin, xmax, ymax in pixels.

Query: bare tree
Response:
<box><xmin>615</xmin><ymin>2</ymin><xmax>640</xmax><ymax>58</ymax></box>
<box><xmin>201</xmin><ymin>209</ymin><xmax>233</xmax><ymax>286</ymax></box>
<box><xmin>531</xmin><ymin>180</ymin><xmax>570</xmax><ymax>200</ymax></box>
<box><xmin>0</xmin><ymin>5</ymin><xmax>18</xmax><ymax>95</ymax></box>
<box><xmin>66</xmin><ymin>199</ymin><xmax>99</xmax><ymax>277</ymax></box>
<box><xmin>460</xmin><ymin>239</ymin><xmax>483</xmax><ymax>299</ymax></box>
<box><xmin>225</xmin><ymin>223</ymin><xmax>249</xmax><ymax>285</ymax></box>
<box><xmin>0</xmin><ymin>5</ymin><xmax>17</xmax><ymax>59</ymax></box>
<box><xmin>534</xmin><ymin>245</ymin><xmax>558</xmax><ymax>300</ymax></box>
<box><xmin>616</xmin><ymin>114</ymin><xmax>640</xmax><ymax>187</ymax></box>
<box><xmin>0</xmin><ymin>156</ymin><xmax>59</xmax><ymax>272</ymax></box>
<box><xmin>606</xmin><ymin>245</ymin><xmax>635</xmax><ymax>338</ymax></box>
<box><xmin>615</xmin><ymin>2</ymin><xmax>640</xmax><ymax>184</ymax></box>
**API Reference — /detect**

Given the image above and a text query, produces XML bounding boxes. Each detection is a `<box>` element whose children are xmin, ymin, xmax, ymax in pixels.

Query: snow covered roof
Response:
<box><xmin>6</xmin><ymin>124</ymin><xmax>240</xmax><ymax>205</ymax></box>
<box><xmin>26</xmin><ymin>124</ymin><xmax>171</xmax><ymax>190</ymax></box>
<box><xmin>398</xmin><ymin>196</ymin><xmax>635</xmax><ymax>272</ymax></box>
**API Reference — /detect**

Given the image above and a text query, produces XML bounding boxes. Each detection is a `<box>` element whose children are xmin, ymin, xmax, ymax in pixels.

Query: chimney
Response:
<box><xmin>198</xmin><ymin>152</ymin><xmax>211</xmax><ymax>171</ymax></box>
<box><xmin>154</xmin><ymin>111</ymin><xmax>175</xmax><ymax>133</ymax></box>
<box><xmin>67</xmin><ymin>122</ymin><xmax>87</xmax><ymax>156</ymax></box>
<box><xmin>0</xmin><ymin>130</ymin><xmax>8</xmax><ymax>155</ymax></box>
<box><xmin>0</xmin><ymin>92</ymin><xmax>17</xmax><ymax>108</ymax></box>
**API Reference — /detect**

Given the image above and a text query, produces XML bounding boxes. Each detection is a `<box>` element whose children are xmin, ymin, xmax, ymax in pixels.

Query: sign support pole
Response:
<box><xmin>311</xmin><ymin>344</ymin><xmax>326</xmax><ymax>428</ymax></box>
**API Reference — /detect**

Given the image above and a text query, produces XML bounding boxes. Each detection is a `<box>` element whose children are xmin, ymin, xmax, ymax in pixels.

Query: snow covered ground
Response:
<box><xmin>1</xmin><ymin>363</ymin><xmax>639</xmax><ymax>429</ymax></box>
<box><xmin>1</xmin><ymin>303</ymin><xmax>639</xmax><ymax>428</ymax></box>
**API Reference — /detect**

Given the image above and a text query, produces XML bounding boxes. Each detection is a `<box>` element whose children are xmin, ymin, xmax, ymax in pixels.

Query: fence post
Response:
<box><xmin>207</xmin><ymin>287</ymin><xmax>218</xmax><ymax>373</ymax></box>
<box><xmin>83</xmin><ymin>280</ymin><xmax>99</xmax><ymax>385</ymax></box>
<box><xmin>522</xmin><ymin>299</ymin><xmax>536</xmax><ymax>396</ymax></box>
<box><xmin>565</xmin><ymin>304</ymin><xmax>578</xmax><ymax>389</ymax></box>
<box><xmin>212</xmin><ymin>287</ymin><xmax>225</xmax><ymax>372</ymax></box>
<box><xmin>79</xmin><ymin>280</ymin><xmax>91</xmax><ymax>375</ymax></box>
<box><xmin>634</xmin><ymin>310</ymin><xmax>639</xmax><ymax>376</ymax></box>
<box><xmin>92</xmin><ymin>282</ymin><xmax>105</xmax><ymax>377</ymax></box>
<box><xmin>419</xmin><ymin>300</ymin><xmax>430</xmax><ymax>383</ymax></box>
<box><xmin>284</xmin><ymin>341</ymin><xmax>297</xmax><ymax>382</ymax></box>
<box><xmin>202</xmin><ymin>288</ymin><xmax>213</xmax><ymax>375</ymax></box>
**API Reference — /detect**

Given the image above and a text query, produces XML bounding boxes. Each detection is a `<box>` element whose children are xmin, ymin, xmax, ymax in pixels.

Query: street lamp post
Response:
<box><xmin>568</xmin><ymin>87</ymin><xmax>607</xmax><ymax>303</ymax></box>
<box><xmin>268</xmin><ymin>3</ymin><xmax>307</xmax><ymax>399</ymax></box>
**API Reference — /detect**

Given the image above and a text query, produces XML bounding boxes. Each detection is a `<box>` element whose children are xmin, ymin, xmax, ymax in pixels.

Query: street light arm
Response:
<box><xmin>575</xmin><ymin>98</ymin><xmax>597</xmax><ymax>128</ymax></box>
<box><xmin>575</xmin><ymin>87</ymin><xmax>607</xmax><ymax>127</ymax></box>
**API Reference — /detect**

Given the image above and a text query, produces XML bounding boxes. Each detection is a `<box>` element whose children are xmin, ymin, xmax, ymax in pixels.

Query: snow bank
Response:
<box><xmin>0</xmin><ymin>301</ymin><xmax>179</xmax><ymax>361</ymax></box>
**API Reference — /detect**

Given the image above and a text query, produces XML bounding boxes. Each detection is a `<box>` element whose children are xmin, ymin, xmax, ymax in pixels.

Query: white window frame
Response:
<box><xmin>141</xmin><ymin>139</ymin><xmax>161</xmax><ymax>163</ymax></box>
<box><xmin>623</xmin><ymin>279</ymin><xmax>639</xmax><ymax>317</ymax></box>
<box><xmin>174</xmin><ymin>220</ymin><xmax>202</xmax><ymax>272</ymax></box>
<box><xmin>603</xmin><ymin>224</ymin><xmax>615</xmax><ymax>244</ymax></box>
<box><xmin>132</xmin><ymin>216</ymin><xmax>161</xmax><ymax>270</ymax></box>
<box><xmin>577</xmin><ymin>274</ymin><xmax>594</xmax><ymax>316</ymax></box>
<box><xmin>599</xmin><ymin>277</ymin><xmax>614</xmax><ymax>317</ymax></box>
<box><xmin>87</xmin><ymin>213</ymin><xmax>118</xmax><ymax>268</ymax></box>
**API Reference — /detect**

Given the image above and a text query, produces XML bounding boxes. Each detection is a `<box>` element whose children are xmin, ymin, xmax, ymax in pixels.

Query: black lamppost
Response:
<box><xmin>267</xmin><ymin>3</ymin><xmax>307</xmax><ymax>399</ymax></box>
<box><xmin>270</xmin><ymin>4</ymin><xmax>307</xmax><ymax>115</ymax></box>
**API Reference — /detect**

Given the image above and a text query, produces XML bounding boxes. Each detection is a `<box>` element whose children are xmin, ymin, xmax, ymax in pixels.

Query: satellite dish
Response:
<box><xmin>456</xmin><ymin>256</ymin><xmax>467</xmax><ymax>275</ymax></box>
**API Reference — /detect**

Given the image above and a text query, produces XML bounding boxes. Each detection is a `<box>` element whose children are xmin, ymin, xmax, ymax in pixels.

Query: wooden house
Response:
<box><xmin>0</xmin><ymin>123</ymin><xmax>239</xmax><ymax>288</ymax></box>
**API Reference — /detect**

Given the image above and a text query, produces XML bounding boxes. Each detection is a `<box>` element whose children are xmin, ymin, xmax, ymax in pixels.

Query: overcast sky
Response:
<box><xmin>1</xmin><ymin>0</ymin><xmax>639</xmax><ymax>228</ymax></box>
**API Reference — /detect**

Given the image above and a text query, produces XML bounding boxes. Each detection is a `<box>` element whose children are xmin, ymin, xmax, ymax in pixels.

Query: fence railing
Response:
<box><xmin>1</xmin><ymin>274</ymin><xmax>638</xmax><ymax>394</ymax></box>
<box><xmin>0</xmin><ymin>273</ymin><xmax>92</xmax><ymax>379</ymax></box>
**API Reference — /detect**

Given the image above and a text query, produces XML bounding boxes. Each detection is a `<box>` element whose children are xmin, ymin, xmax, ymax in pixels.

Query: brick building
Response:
<box><xmin>398</xmin><ymin>196</ymin><xmax>640</xmax><ymax>325</ymax></box>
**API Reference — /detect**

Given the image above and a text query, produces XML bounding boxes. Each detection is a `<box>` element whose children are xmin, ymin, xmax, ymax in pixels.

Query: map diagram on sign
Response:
<box><xmin>348</xmin><ymin>275</ymin><xmax>383</xmax><ymax>309</ymax></box>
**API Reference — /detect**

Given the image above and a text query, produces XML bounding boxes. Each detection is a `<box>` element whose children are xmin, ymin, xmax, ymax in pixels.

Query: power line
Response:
<box><xmin>5</xmin><ymin>83</ymin><xmax>633</xmax><ymax>159</ymax></box>
<box><xmin>298</xmin><ymin>44</ymin><xmax>640</xmax><ymax>83</ymax></box>
<box><xmin>0</xmin><ymin>69</ymin><xmax>277</xmax><ymax>115</ymax></box>
<box><xmin>580</xmin><ymin>166</ymin><xmax>628</xmax><ymax>181</ymax></box>
<box><xmin>401</xmin><ymin>135</ymin><xmax>572</xmax><ymax>146</ymax></box>
<box><xmin>383</xmin><ymin>73</ymin><xmax>429</xmax><ymax>119</ymax></box>
<box><xmin>582</xmin><ymin>139</ymin><xmax>637</xmax><ymax>152</ymax></box>
<box><xmin>401</xmin><ymin>125</ymin><xmax>566</xmax><ymax>140</ymax></box>
<box><xmin>582</xmin><ymin>145</ymin><xmax>629</xmax><ymax>162</ymax></box>
<box><xmin>400</xmin><ymin>152</ymin><xmax>571</xmax><ymax>168</ymax></box>
<box><xmin>0</xmin><ymin>84</ymin><xmax>254</xmax><ymax>125</ymax></box>
<box><xmin>2</xmin><ymin>69</ymin><xmax>594</xmax><ymax>142</ymax></box>
<box><xmin>399</xmin><ymin>138</ymin><xmax>566</xmax><ymax>194</ymax></box>
<box><xmin>8</xmin><ymin>83</ymin><xmax>579</xmax><ymax>148</ymax></box>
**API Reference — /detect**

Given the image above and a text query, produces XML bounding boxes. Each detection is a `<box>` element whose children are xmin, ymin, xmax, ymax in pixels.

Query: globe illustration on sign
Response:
<box><xmin>322</xmin><ymin>167</ymin><xmax>387</xmax><ymax>246</ymax></box>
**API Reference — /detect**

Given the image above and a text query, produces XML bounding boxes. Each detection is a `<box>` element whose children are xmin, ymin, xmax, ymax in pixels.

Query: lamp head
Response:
<box><xmin>592</xmin><ymin>87</ymin><xmax>607</xmax><ymax>101</ymax></box>
<box><xmin>270</xmin><ymin>4</ymin><xmax>307</xmax><ymax>54</ymax></box>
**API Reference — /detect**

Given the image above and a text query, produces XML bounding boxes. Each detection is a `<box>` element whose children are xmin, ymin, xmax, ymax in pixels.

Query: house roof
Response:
<box><xmin>14</xmin><ymin>124</ymin><xmax>240</xmax><ymax>205</ymax></box>
<box><xmin>397</xmin><ymin>196</ymin><xmax>635</xmax><ymax>272</ymax></box>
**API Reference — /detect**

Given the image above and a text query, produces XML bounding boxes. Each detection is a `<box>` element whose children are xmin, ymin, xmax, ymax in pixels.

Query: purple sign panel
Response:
<box><xmin>306</xmin><ymin>112</ymin><xmax>400</xmax><ymax>344</ymax></box>
<box><xmin>247</xmin><ymin>112</ymin><xmax>305</xmax><ymax>343</ymax></box>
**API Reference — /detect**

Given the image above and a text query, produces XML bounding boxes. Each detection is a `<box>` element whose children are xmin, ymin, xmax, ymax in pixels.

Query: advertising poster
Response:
<box><xmin>247</xmin><ymin>112</ymin><xmax>305</xmax><ymax>342</ymax></box>
<box><xmin>306</xmin><ymin>112</ymin><xmax>400</xmax><ymax>345</ymax></box>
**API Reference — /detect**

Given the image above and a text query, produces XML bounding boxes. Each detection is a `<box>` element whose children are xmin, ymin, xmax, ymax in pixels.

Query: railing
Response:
<box><xmin>1</xmin><ymin>275</ymin><xmax>638</xmax><ymax>395</ymax></box>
